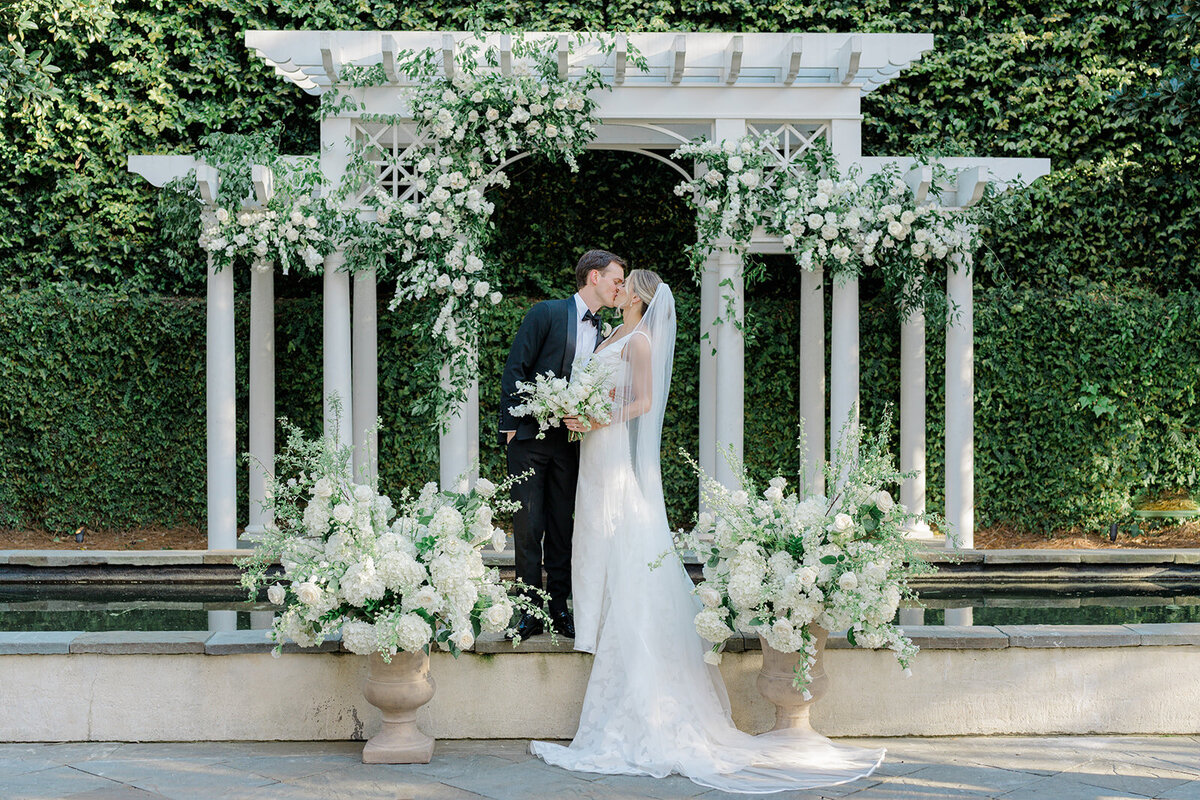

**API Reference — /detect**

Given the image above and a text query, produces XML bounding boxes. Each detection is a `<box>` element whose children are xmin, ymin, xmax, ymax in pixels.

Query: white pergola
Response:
<box><xmin>131</xmin><ymin>32</ymin><xmax>1049</xmax><ymax>604</ymax></box>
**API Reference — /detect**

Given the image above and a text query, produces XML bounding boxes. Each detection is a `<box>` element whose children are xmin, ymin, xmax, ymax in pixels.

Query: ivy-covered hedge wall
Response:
<box><xmin>2</xmin><ymin>1</ymin><xmax>1196</xmax><ymax>293</ymax></box>
<box><xmin>4</xmin><ymin>278</ymin><xmax>1198</xmax><ymax>533</ymax></box>
<box><xmin>3</xmin><ymin>1</ymin><xmax>1198</xmax><ymax>534</ymax></box>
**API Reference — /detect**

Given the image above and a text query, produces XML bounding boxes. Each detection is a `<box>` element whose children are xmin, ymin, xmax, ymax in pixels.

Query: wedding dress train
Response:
<box><xmin>530</xmin><ymin>285</ymin><xmax>884</xmax><ymax>793</ymax></box>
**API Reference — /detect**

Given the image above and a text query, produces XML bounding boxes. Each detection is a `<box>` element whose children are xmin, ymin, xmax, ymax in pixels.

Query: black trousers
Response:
<box><xmin>506</xmin><ymin>430</ymin><xmax>579</xmax><ymax>615</ymax></box>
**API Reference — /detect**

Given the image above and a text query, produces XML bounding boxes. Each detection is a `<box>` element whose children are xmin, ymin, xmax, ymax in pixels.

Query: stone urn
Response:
<box><xmin>361</xmin><ymin>650</ymin><xmax>436</xmax><ymax>764</ymax></box>
<box><xmin>756</xmin><ymin>625</ymin><xmax>830</xmax><ymax>735</ymax></box>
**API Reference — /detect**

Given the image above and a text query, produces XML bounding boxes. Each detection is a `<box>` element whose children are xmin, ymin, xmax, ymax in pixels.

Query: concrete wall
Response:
<box><xmin>2</xmin><ymin>625</ymin><xmax>1198</xmax><ymax>741</ymax></box>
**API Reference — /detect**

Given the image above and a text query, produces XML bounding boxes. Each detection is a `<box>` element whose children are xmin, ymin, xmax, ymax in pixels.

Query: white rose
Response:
<box><xmin>295</xmin><ymin>581</ymin><xmax>322</xmax><ymax>605</ymax></box>
<box><xmin>698</xmin><ymin>586</ymin><xmax>722</xmax><ymax>608</ymax></box>
<box><xmin>215</xmin><ymin>207</ymin><xmax>229</xmax><ymax>223</ymax></box>
<box><xmin>739</xmin><ymin>171</ymin><xmax>760</xmax><ymax>188</ymax></box>
<box><xmin>485</xmin><ymin>107</ymin><xmax>499</xmax><ymax>122</ymax></box>
<box><xmin>703</xmin><ymin>650</ymin><xmax>722</xmax><ymax>666</ymax></box>
<box><xmin>545</xmin><ymin>124</ymin><xmax>558</xmax><ymax>138</ymax></box>
<box><xmin>731</xmin><ymin>490</ymin><xmax>749</xmax><ymax>507</ymax></box>
<box><xmin>483</xmin><ymin>602</ymin><xmax>511</xmax><ymax>630</ymax></box>
<box><xmin>490</xmin><ymin>526</ymin><xmax>507</xmax><ymax>552</ymax></box>
<box><xmin>873</xmin><ymin>490</ymin><xmax>895</xmax><ymax>513</ymax></box>
<box><xmin>452</xmin><ymin>629</ymin><xmax>474</xmax><ymax>650</ymax></box>
<box><xmin>833</xmin><ymin>513</ymin><xmax>854</xmax><ymax>532</ymax></box>
<box><xmin>332</xmin><ymin>504</ymin><xmax>353</xmax><ymax>524</ymax></box>
<box><xmin>727</xmin><ymin>155</ymin><xmax>744</xmax><ymax>172</ymax></box>
<box><xmin>473</xmin><ymin>281</ymin><xmax>490</xmax><ymax>298</ymax></box>
<box><xmin>783</xmin><ymin>186</ymin><xmax>799</xmax><ymax>200</ymax></box>
<box><xmin>838</xmin><ymin>571</ymin><xmax>859</xmax><ymax>591</ymax></box>
<box><xmin>475</xmin><ymin>478</ymin><xmax>496</xmax><ymax>497</ymax></box>
<box><xmin>764</xmin><ymin>485</ymin><xmax>784</xmax><ymax>503</ymax></box>
<box><xmin>267</xmin><ymin>584</ymin><xmax>285</xmax><ymax>605</ymax></box>
<box><xmin>489</xmin><ymin>291</ymin><xmax>503</xmax><ymax>305</ymax></box>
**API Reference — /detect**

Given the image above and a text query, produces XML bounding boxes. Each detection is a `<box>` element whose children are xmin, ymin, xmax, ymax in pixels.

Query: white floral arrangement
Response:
<box><xmin>341</xmin><ymin>35</ymin><xmax>621</xmax><ymax>424</ymax></box>
<box><xmin>768</xmin><ymin>150</ymin><xmax>867</xmax><ymax>276</ymax></box>
<box><xmin>238</xmin><ymin>419</ymin><xmax>549</xmax><ymax>658</ymax></box>
<box><xmin>671</xmin><ymin>135</ymin><xmax>773</xmax><ymax>269</ymax></box>
<box><xmin>510</xmin><ymin>355</ymin><xmax>615</xmax><ymax>441</ymax></box>
<box><xmin>199</xmin><ymin>196</ymin><xmax>332</xmax><ymax>276</ymax></box>
<box><xmin>676</xmin><ymin>419</ymin><xmax>940</xmax><ymax>693</ymax></box>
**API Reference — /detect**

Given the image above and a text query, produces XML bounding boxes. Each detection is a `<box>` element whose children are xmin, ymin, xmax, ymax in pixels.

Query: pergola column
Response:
<box><xmin>246</xmin><ymin>265</ymin><xmax>275</xmax><ymax>539</ymax></box>
<box><xmin>699</xmin><ymin>251</ymin><xmax>718</xmax><ymax>489</ymax></box>
<box><xmin>828</xmin><ymin>118</ymin><xmax>862</xmax><ymax>481</ymax></box>
<box><xmin>322</xmin><ymin>117</ymin><xmax>354</xmax><ymax>450</ymax></box>
<box><xmin>438</xmin><ymin>355</ymin><xmax>480</xmax><ymax>491</ymax></box>
<box><xmin>711</xmin><ymin>117</ymin><xmax>746</xmax><ymax>491</ymax></box>
<box><xmin>799</xmin><ymin>266</ymin><xmax>825</xmax><ymax>495</ymax></box>
<box><xmin>944</xmin><ymin>246</ymin><xmax>975</xmax><ymax>627</ymax></box>
<box><xmin>352</xmin><ymin>267</ymin><xmax>378</xmax><ymax>482</ymax></box>
<box><xmin>246</xmin><ymin>165</ymin><xmax>276</xmax><ymax>542</ymax></box>
<box><xmin>900</xmin><ymin>303</ymin><xmax>931</xmax><ymax>536</ymax></box>
<box><xmin>205</xmin><ymin>251</ymin><xmax>237</xmax><ymax>550</ymax></box>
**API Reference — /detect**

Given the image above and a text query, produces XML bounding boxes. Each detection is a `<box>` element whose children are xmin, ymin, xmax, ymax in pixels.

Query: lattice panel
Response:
<box><xmin>747</xmin><ymin>123</ymin><xmax>829</xmax><ymax>186</ymax></box>
<box><xmin>351</xmin><ymin>121</ymin><xmax>427</xmax><ymax>205</ymax></box>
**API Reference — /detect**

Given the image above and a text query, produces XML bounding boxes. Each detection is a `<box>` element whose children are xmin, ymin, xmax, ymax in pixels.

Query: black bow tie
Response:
<box><xmin>583</xmin><ymin>309</ymin><xmax>600</xmax><ymax>328</ymax></box>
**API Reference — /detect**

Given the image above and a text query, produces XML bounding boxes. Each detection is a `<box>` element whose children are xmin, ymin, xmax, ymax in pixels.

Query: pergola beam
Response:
<box><xmin>670</xmin><ymin>35</ymin><xmax>686</xmax><ymax>84</ymax></box>
<box><xmin>783</xmin><ymin>36</ymin><xmax>803</xmax><ymax>85</ymax></box>
<box><xmin>614</xmin><ymin>34</ymin><xmax>627</xmax><ymax>85</ymax></box>
<box><xmin>837</xmin><ymin>36</ymin><xmax>862</xmax><ymax>84</ymax></box>
<box><xmin>724</xmin><ymin>35</ymin><xmax>744</xmax><ymax>85</ymax></box>
<box><xmin>320</xmin><ymin>33</ymin><xmax>339</xmax><ymax>84</ymax></box>
<box><xmin>381</xmin><ymin>34</ymin><xmax>399</xmax><ymax>83</ymax></box>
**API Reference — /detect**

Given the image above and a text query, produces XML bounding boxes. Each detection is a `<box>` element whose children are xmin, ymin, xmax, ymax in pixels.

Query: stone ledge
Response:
<box><xmin>0</xmin><ymin>631</ymin><xmax>81</xmax><ymax>654</ymax></box>
<box><xmin>901</xmin><ymin>625</ymin><xmax>1010</xmax><ymax>649</ymax></box>
<box><xmin>998</xmin><ymin>624</ymin><xmax>1141</xmax><ymax>648</ymax></box>
<box><xmin>473</xmin><ymin>632</ymin><xmax>579</xmax><ymax>654</ymax></box>
<box><xmin>1126</xmin><ymin>623</ymin><xmax>1200</xmax><ymax>646</ymax></box>
<box><xmin>982</xmin><ymin>550</ymin><xmax>1084</xmax><ymax>564</ymax></box>
<box><xmin>69</xmin><ymin>630</ymin><xmax>210</xmax><ymax>654</ymax></box>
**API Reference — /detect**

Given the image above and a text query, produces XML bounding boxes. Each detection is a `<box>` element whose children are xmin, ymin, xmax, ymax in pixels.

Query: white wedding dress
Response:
<box><xmin>530</xmin><ymin>285</ymin><xmax>885</xmax><ymax>793</ymax></box>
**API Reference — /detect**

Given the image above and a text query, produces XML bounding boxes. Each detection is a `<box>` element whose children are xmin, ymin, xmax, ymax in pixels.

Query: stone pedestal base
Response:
<box><xmin>361</xmin><ymin>650</ymin><xmax>436</xmax><ymax>764</ymax></box>
<box><xmin>756</xmin><ymin>625</ymin><xmax>830</xmax><ymax>734</ymax></box>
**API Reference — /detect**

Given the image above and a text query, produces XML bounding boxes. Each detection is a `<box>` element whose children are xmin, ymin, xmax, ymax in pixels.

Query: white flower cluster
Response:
<box><xmin>677</xmin><ymin>425</ymin><xmax>934</xmax><ymax>692</ymax></box>
<box><xmin>199</xmin><ymin>199</ymin><xmax>329</xmax><ymax>275</ymax></box>
<box><xmin>510</xmin><ymin>355</ymin><xmax>615</xmax><ymax>440</ymax></box>
<box><xmin>671</xmin><ymin>137</ymin><xmax>772</xmax><ymax>258</ymax></box>
<box><xmin>238</xmin><ymin>424</ymin><xmax>534</xmax><ymax>659</ymax></box>
<box><xmin>771</xmin><ymin>174</ymin><xmax>867</xmax><ymax>273</ymax></box>
<box><xmin>355</xmin><ymin>38</ymin><xmax>608</xmax><ymax>424</ymax></box>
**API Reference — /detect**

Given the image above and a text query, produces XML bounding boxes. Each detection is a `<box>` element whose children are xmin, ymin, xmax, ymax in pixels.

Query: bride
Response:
<box><xmin>530</xmin><ymin>269</ymin><xmax>885</xmax><ymax>793</ymax></box>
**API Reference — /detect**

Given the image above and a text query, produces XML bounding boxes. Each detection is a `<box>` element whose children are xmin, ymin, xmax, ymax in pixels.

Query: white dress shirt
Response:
<box><xmin>573</xmin><ymin>293</ymin><xmax>600</xmax><ymax>366</ymax></box>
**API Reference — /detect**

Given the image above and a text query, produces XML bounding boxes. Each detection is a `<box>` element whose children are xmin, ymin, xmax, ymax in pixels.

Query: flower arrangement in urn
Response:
<box><xmin>677</xmin><ymin>417</ymin><xmax>942</xmax><ymax>705</ymax></box>
<box><xmin>238</xmin><ymin>418</ymin><xmax>547</xmax><ymax>762</ymax></box>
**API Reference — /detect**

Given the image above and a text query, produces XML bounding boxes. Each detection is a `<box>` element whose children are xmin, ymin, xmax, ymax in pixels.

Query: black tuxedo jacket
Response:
<box><xmin>499</xmin><ymin>297</ymin><xmax>583</xmax><ymax>444</ymax></box>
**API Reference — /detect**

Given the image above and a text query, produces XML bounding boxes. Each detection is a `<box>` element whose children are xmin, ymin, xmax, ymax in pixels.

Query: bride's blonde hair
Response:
<box><xmin>626</xmin><ymin>269</ymin><xmax>662</xmax><ymax>318</ymax></box>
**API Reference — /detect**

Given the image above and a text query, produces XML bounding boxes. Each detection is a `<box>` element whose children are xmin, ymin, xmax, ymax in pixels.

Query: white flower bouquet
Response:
<box><xmin>238</xmin><ymin>419</ymin><xmax>549</xmax><ymax>659</ymax></box>
<box><xmin>677</xmin><ymin>418</ymin><xmax>941</xmax><ymax>693</ymax></box>
<box><xmin>510</xmin><ymin>355</ymin><xmax>615</xmax><ymax>441</ymax></box>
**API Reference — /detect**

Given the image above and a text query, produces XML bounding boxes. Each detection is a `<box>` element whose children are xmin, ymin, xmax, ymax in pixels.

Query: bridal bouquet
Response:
<box><xmin>510</xmin><ymin>355</ymin><xmax>615</xmax><ymax>441</ymax></box>
<box><xmin>238</xmin><ymin>420</ymin><xmax>550</xmax><ymax>658</ymax></box>
<box><xmin>677</xmin><ymin>419</ymin><xmax>940</xmax><ymax>693</ymax></box>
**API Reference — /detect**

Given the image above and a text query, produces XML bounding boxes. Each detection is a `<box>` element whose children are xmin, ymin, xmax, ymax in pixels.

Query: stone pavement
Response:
<box><xmin>0</xmin><ymin>737</ymin><xmax>1197</xmax><ymax>800</ymax></box>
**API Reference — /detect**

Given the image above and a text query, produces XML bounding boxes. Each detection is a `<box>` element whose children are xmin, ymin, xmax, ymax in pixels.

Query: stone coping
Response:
<box><xmin>3</xmin><ymin>623</ymin><xmax>1198</xmax><ymax>656</ymax></box>
<box><xmin>4</xmin><ymin>547</ymin><xmax>1200</xmax><ymax>567</ymax></box>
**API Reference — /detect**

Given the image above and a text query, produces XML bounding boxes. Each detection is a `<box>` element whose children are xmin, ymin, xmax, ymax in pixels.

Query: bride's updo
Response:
<box><xmin>626</xmin><ymin>269</ymin><xmax>662</xmax><ymax>317</ymax></box>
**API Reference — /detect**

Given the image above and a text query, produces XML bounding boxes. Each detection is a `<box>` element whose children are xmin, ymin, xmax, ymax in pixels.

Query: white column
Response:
<box><xmin>711</xmin><ymin>117</ymin><xmax>746</xmax><ymax>491</ymax></box>
<box><xmin>352</xmin><ymin>267</ymin><xmax>378</xmax><ymax>483</ymax></box>
<box><xmin>829</xmin><ymin>276</ymin><xmax>859</xmax><ymax>477</ymax></box>
<box><xmin>207</xmin><ymin>610</ymin><xmax>237</xmax><ymax>633</ymax></box>
<box><xmin>245</xmin><ymin>266</ymin><xmax>274</xmax><ymax>542</ymax></box>
<box><xmin>321</xmin><ymin>116</ymin><xmax>354</xmax><ymax>451</ymax></box>
<box><xmin>944</xmin><ymin>250</ymin><xmax>974</xmax><ymax>627</ymax></box>
<box><xmin>898</xmin><ymin>608</ymin><xmax>925</xmax><ymax>626</ymax></box>
<box><xmin>206</xmin><ymin>253</ymin><xmax>237</xmax><ymax>550</ymax></box>
<box><xmin>438</xmin><ymin>356</ymin><xmax>478</xmax><ymax>491</ymax></box>
<box><xmin>323</xmin><ymin>257</ymin><xmax>354</xmax><ymax>451</ymax></box>
<box><xmin>713</xmin><ymin>249</ymin><xmax>744</xmax><ymax>490</ymax></box>
<box><xmin>828</xmin><ymin>117</ymin><xmax>862</xmax><ymax>482</ymax></box>
<box><xmin>945</xmin><ymin>254</ymin><xmax>974</xmax><ymax>550</ymax></box>
<box><xmin>799</xmin><ymin>266</ymin><xmax>825</xmax><ymax>496</ymax></box>
<box><xmin>699</xmin><ymin>253</ymin><xmax>718</xmax><ymax>485</ymax></box>
<box><xmin>900</xmin><ymin>305</ymin><xmax>932</xmax><ymax>537</ymax></box>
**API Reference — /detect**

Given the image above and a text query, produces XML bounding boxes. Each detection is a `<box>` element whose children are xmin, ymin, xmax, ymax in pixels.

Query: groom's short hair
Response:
<box><xmin>575</xmin><ymin>250</ymin><xmax>627</xmax><ymax>289</ymax></box>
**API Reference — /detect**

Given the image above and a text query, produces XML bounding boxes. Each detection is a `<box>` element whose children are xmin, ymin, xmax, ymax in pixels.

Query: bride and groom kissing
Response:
<box><xmin>498</xmin><ymin>250</ymin><xmax>885</xmax><ymax>792</ymax></box>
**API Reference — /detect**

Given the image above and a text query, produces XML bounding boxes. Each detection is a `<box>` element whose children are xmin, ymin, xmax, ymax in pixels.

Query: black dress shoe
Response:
<box><xmin>551</xmin><ymin>610</ymin><xmax>575</xmax><ymax>639</ymax></box>
<box><xmin>513</xmin><ymin>611</ymin><xmax>544</xmax><ymax>639</ymax></box>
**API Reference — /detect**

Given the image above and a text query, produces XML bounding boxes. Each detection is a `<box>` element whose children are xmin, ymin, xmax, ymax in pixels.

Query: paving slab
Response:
<box><xmin>203</xmin><ymin>629</ymin><xmax>274</xmax><ymax>654</ymax></box>
<box><xmin>1126</xmin><ymin>623</ymin><xmax>1200</xmax><ymax>647</ymax></box>
<box><xmin>0</xmin><ymin>765</ymin><xmax>129</xmax><ymax>799</ymax></box>
<box><xmin>996</xmin><ymin>624</ymin><xmax>1141</xmax><ymax>648</ymax></box>
<box><xmin>63</xmin><ymin>787</ymin><xmax>171</xmax><ymax>799</ymax></box>
<box><xmin>981</xmin><ymin>550</ymin><xmax>1082</xmax><ymax>564</ymax></box>
<box><xmin>68</xmin><ymin>631</ymin><xmax>209</xmax><ymax>655</ymax></box>
<box><xmin>1068</xmin><ymin>758</ymin><xmax>1200</xmax><ymax>798</ymax></box>
<box><xmin>0</xmin><ymin>630</ymin><xmax>81</xmax><ymax>654</ymax></box>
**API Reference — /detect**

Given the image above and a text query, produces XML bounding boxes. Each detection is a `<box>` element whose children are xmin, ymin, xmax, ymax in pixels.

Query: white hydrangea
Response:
<box><xmin>695</xmin><ymin>608</ymin><xmax>733</xmax><ymax>643</ymax></box>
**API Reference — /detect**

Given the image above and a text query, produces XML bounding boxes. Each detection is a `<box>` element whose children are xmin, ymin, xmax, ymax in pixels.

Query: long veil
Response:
<box><xmin>627</xmin><ymin>282</ymin><xmax>675</xmax><ymax>524</ymax></box>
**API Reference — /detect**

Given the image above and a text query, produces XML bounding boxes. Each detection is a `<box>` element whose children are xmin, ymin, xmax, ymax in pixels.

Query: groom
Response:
<box><xmin>499</xmin><ymin>249</ymin><xmax>626</xmax><ymax>639</ymax></box>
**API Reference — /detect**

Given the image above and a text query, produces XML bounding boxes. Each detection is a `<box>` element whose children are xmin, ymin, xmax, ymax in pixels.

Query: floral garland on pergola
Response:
<box><xmin>336</xmin><ymin>35</ymin><xmax>629</xmax><ymax>424</ymax></box>
<box><xmin>671</xmin><ymin>137</ymin><xmax>980</xmax><ymax>319</ymax></box>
